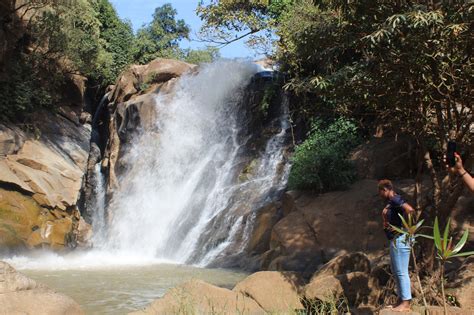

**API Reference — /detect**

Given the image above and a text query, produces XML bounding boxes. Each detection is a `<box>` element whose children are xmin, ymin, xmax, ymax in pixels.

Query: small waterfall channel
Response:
<box><xmin>92</xmin><ymin>60</ymin><xmax>291</xmax><ymax>266</ymax></box>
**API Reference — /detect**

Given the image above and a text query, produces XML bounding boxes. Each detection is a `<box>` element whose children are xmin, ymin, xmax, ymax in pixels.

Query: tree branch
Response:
<box><xmin>195</xmin><ymin>29</ymin><xmax>260</xmax><ymax>48</ymax></box>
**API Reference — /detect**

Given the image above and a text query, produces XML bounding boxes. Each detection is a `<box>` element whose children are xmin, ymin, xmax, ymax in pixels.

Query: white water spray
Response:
<box><xmin>3</xmin><ymin>61</ymin><xmax>290</xmax><ymax>270</ymax></box>
<box><xmin>100</xmin><ymin>60</ymin><xmax>290</xmax><ymax>264</ymax></box>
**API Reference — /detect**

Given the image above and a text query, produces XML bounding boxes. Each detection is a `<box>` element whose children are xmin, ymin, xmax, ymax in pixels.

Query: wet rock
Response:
<box><xmin>246</xmin><ymin>203</ymin><xmax>282</xmax><ymax>255</ymax></box>
<box><xmin>129</xmin><ymin>279</ymin><xmax>264</xmax><ymax>315</ymax></box>
<box><xmin>0</xmin><ymin>261</ymin><xmax>84</xmax><ymax>314</ymax></box>
<box><xmin>233</xmin><ymin>271</ymin><xmax>304</xmax><ymax>312</ymax></box>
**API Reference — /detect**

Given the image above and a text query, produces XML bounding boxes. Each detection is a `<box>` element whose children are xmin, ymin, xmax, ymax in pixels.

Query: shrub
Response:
<box><xmin>288</xmin><ymin>118</ymin><xmax>360</xmax><ymax>192</ymax></box>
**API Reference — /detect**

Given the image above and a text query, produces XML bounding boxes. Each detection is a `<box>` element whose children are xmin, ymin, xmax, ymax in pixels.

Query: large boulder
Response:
<box><xmin>129</xmin><ymin>279</ymin><xmax>264</xmax><ymax>315</ymax></box>
<box><xmin>260</xmin><ymin>179</ymin><xmax>431</xmax><ymax>274</ymax></box>
<box><xmin>233</xmin><ymin>271</ymin><xmax>304</xmax><ymax>312</ymax></box>
<box><xmin>0</xmin><ymin>261</ymin><xmax>84</xmax><ymax>314</ymax></box>
<box><xmin>110</xmin><ymin>58</ymin><xmax>196</xmax><ymax>104</ymax></box>
<box><xmin>261</xmin><ymin>180</ymin><xmax>388</xmax><ymax>273</ymax></box>
<box><xmin>304</xmin><ymin>271</ymin><xmax>370</xmax><ymax>307</ymax></box>
<box><xmin>304</xmin><ymin>253</ymin><xmax>372</xmax><ymax>307</ymax></box>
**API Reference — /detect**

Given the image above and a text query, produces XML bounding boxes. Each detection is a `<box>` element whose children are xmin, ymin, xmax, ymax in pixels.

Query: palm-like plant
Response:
<box><xmin>390</xmin><ymin>212</ymin><xmax>430</xmax><ymax>310</ymax></box>
<box><xmin>432</xmin><ymin>217</ymin><xmax>474</xmax><ymax>315</ymax></box>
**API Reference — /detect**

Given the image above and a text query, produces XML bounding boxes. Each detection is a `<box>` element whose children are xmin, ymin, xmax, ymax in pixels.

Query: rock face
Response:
<box><xmin>100</xmin><ymin>59</ymin><xmax>196</xmax><ymax>195</ymax></box>
<box><xmin>0</xmin><ymin>111</ymin><xmax>92</xmax><ymax>251</ymax></box>
<box><xmin>257</xmin><ymin>179</ymin><xmax>389</xmax><ymax>275</ymax></box>
<box><xmin>0</xmin><ymin>261</ymin><xmax>84</xmax><ymax>314</ymax></box>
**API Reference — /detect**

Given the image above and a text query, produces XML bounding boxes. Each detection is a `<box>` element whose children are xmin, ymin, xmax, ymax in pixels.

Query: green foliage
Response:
<box><xmin>1</xmin><ymin>0</ymin><xmax>188</xmax><ymax>120</ymax></box>
<box><xmin>133</xmin><ymin>3</ymin><xmax>190</xmax><ymax>64</ymax></box>
<box><xmin>300</xmin><ymin>293</ymin><xmax>349</xmax><ymax>315</ymax></box>
<box><xmin>94</xmin><ymin>0</ymin><xmax>135</xmax><ymax>85</ymax></box>
<box><xmin>197</xmin><ymin>0</ymin><xmax>293</xmax><ymax>51</ymax></box>
<box><xmin>431</xmin><ymin>216</ymin><xmax>473</xmax><ymax>314</ymax></box>
<box><xmin>183</xmin><ymin>46</ymin><xmax>220</xmax><ymax>65</ymax></box>
<box><xmin>288</xmin><ymin>118</ymin><xmax>360</xmax><ymax>192</ymax></box>
<box><xmin>433</xmin><ymin>217</ymin><xmax>474</xmax><ymax>261</ymax></box>
<box><xmin>0</xmin><ymin>54</ymin><xmax>57</xmax><ymax>120</ymax></box>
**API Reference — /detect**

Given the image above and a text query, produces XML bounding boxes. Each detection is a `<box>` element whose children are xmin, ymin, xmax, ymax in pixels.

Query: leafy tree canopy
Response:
<box><xmin>133</xmin><ymin>3</ymin><xmax>190</xmax><ymax>64</ymax></box>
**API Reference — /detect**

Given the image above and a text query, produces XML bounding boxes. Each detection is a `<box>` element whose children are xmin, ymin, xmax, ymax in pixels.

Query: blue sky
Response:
<box><xmin>109</xmin><ymin>0</ymin><xmax>259</xmax><ymax>59</ymax></box>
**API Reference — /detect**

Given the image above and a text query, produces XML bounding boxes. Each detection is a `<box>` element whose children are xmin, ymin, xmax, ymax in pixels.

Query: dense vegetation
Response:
<box><xmin>198</xmin><ymin>0</ymin><xmax>473</xmax><ymax>213</ymax></box>
<box><xmin>0</xmin><ymin>0</ymin><xmax>219</xmax><ymax>121</ymax></box>
<box><xmin>288</xmin><ymin>118</ymin><xmax>360</xmax><ymax>191</ymax></box>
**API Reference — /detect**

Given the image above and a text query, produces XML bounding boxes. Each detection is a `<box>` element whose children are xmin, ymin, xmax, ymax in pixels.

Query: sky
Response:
<box><xmin>109</xmin><ymin>0</ymin><xmax>260</xmax><ymax>59</ymax></box>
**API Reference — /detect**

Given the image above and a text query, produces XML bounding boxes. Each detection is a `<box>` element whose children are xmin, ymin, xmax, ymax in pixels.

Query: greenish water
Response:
<box><xmin>22</xmin><ymin>264</ymin><xmax>248</xmax><ymax>315</ymax></box>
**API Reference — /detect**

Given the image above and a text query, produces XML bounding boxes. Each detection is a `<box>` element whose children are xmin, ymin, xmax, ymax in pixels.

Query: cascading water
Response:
<box><xmin>0</xmin><ymin>60</ymin><xmax>291</xmax><ymax>315</ymax></box>
<box><xmin>96</xmin><ymin>60</ymin><xmax>291</xmax><ymax>266</ymax></box>
<box><xmin>91</xmin><ymin>163</ymin><xmax>107</xmax><ymax>244</ymax></box>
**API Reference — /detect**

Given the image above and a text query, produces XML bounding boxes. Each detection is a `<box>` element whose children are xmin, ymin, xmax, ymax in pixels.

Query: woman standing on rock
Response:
<box><xmin>378</xmin><ymin>179</ymin><xmax>415</xmax><ymax>312</ymax></box>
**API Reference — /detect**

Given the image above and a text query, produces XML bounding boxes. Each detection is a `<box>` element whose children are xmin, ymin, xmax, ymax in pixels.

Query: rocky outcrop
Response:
<box><xmin>0</xmin><ymin>261</ymin><xmax>84</xmax><ymax>314</ymax></box>
<box><xmin>0</xmin><ymin>110</ymin><xmax>92</xmax><ymax>251</ymax></box>
<box><xmin>129</xmin><ymin>279</ymin><xmax>264</xmax><ymax>315</ymax></box>
<box><xmin>110</xmin><ymin>58</ymin><xmax>196</xmax><ymax>104</ymax></box>
<box><xmin>233</xmin><ymin>271</ymin><xmax>304</xmax><ymax>312</ymax></box>
<box><xmin>257</xmin><ymin>179</ymin><xmax>389</xmax><ymax>274</ymax></box>
<box><xmin>304</xmin><ymin>253</ymin><xmax>372</xmax><ymax>307</ymax></box>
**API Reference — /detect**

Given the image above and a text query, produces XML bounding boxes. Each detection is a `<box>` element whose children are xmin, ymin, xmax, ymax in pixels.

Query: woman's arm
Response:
<box><xmin>454</xmin><ymin>153</ymin><xmax>474</xmax><ymax>193</ymax></box>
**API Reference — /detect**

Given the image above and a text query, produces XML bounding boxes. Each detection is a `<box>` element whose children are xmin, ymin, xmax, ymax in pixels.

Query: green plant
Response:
<box><xmin>301</xmin><ymin>293</ymin><xmax>350</xmax><ymax>315</ymax></box>
<box><xmin>288</xmin><ymin>118</ymin><xmax>360</xmax><ymax>192</ymax></box>
<box><xmin>432</xmin><ymin>217</ymin><xmax>474</xmax><ymax>315</ymax></box>
<box><xmin>259</xmin><ymin>83</ymin><xmax>278</xmax><ymax>119</ymax></box>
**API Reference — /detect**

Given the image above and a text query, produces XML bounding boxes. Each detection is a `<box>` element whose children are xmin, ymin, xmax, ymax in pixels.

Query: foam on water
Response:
<box><xmin>3</xmin><ymin>250</ymin><xmax>177</xmax><ymax>270</ymax></box>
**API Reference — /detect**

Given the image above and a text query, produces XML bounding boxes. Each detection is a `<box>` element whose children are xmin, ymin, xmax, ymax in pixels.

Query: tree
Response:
<box><xmin>196</xmin><ymin>0</ymin><xmax>292</xmax><ymax>49</ymax></box>
<box><xmin>183</xmin><ymin>46</ymin><xmax>220</xmax><ymax>64</ymax></box>
<box><xmin>95</xmin><ymin>0</ymin><xmax>135</xmax><ymax>85</ymax></box>
<box><xmin>133</xmin><ymin>3</ymin><xmax>190</xmax><ymax>64</ymax></box>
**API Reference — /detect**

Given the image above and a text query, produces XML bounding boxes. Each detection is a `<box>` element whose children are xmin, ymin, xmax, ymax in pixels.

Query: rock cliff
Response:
<box><xmin>0</xmin><ymin>110</ymin><xmax>92</xmax><ymax>252</ymax></box>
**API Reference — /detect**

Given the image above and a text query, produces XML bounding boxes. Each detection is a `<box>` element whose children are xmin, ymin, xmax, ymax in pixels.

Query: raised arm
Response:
<box><xmin>454</xmin><ymin>153</ymin><xmax>474</xmax><ymax>193</ymax></box>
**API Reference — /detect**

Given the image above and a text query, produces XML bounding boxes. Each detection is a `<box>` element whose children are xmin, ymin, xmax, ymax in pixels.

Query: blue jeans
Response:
<box><xmin>390</xmin><ymin>234</ymin><xmax>412</xmax><ymax>301</ymax></box>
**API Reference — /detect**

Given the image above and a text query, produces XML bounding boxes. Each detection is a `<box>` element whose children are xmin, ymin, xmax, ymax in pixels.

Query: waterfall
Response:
<box><xmin>100</xmin><ymin>60</ymin><xmax>290</xmax><ymax>265</ymax></box>
<box><xmin>91</xmin><ymin>163</ymin><xmax>107</xmax><ymax>245</ymax></box>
